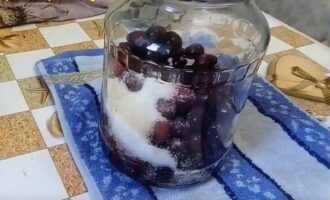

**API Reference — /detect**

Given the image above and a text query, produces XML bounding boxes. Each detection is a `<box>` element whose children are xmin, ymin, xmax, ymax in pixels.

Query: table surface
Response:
<box><xmin>0</xmin><ymin>13</ymin><xmax>330</xmax><ymax>200</ymax></box>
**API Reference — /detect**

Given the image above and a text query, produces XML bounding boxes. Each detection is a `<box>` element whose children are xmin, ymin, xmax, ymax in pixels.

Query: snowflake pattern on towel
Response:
<box><xmin>214</xmin><ymin>146</ymin><xmax>293</xmax><ymax>200</ymax></box>
<box><xmin>250</xmin><ymin>77</ymin><xmax>330</xmax><ymax>167</ymax></box>
<box><xmin>44</xmin><ymin>57</ymin><xmax>76</xmax><ymax>74</ymax></box>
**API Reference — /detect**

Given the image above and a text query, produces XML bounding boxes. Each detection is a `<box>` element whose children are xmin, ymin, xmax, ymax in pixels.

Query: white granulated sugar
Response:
<box><xmin>106</xmin><ymin>76</ymin><xmax>177</xmax><ymax>168</ymax></box>
<box><xmin>107</xmin><ymin>76</ymin><xmax>174</xmax><ymax>138</ymax></box>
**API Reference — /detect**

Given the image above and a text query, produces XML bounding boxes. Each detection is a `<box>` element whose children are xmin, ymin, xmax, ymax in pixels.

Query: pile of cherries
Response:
<box><xmin>120</xmin><ymin>25</ymin><xmax>219</xmax><ymax>70</ymax></box>
<box><xmin>150</xmin><ymin>82</ymin><xmax>236</xmax><ymax>170</ymax></box>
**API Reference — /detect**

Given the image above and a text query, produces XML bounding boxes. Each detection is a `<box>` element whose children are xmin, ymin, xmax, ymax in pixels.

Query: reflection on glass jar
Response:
<box><xmin>100</xmin><ymin>0</ymin><xmax>270</xmax><ymax>187</ymax></box>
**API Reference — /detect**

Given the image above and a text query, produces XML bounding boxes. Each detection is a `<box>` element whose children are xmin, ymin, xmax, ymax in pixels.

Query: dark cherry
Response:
<box><xmin>178</xmin><ymin>151</ymin><xmax>203</xmax><ymax>170</ymax></box>
<box><xmin>110</xmin><ymin>149</ymin><xmax>124</xmax><ymax>165</ymax></box>
<box><xmin>172</xmin><ymin>117</ymin><xmax>188</xmax><ymax>138</ymax></box>
<box><xmin>151</xmin><ymin>121</ymin><xmax>172</xmax><ymax>145</ymax></box>
<box><xmin>155</xmin><ymin>167</ymin><xmax>174</xmax><ymax>182</ymax></box>
<box><xmin>169</xmin><ymin>138</ymin><xmax>185</xmax><ymax>153</ymax></box>
<box><xmin>118</xmin><ymin>51</ymin><xmax>127</xmax><ymax>64</ymax></box>
<box><xmin>126</xmin><ymin>30</ymin><xmax>149</xmax><ymax>56</ymax></box>
<box><xmin>188</xmin><ymin>135</ymin><xmax>202</xmax><ymax>153</ymax></box>
<box><xmin>168</xmin><ymin>138</ymin><xmax>191</xmax><ymax>168</ymax></box>
<box><xmin>126</xmin><ymin>158</ymin><xmax>147</xmax><ymax>177</ymax></box>
<box><xmin>113</xmin><ymin>62</ymin><xmax>127</xmax><ymax>78</ymax></box>
<box><xmin>202</xmin><ymin>123</ymin><xmax>227</xmax><ymax>164</ymax></box>
<box><xmin>105</xmin><ymin>135</ymin><xmax>119</xmax><ymax>149</ymax></box>
<box><xmin>195</xmin><ymin>71</ymin><xmax>216</xmax><ymax>86</ymax></box>
<box><xmin>194</xmin><ymin>86</ymin><xmax>212</xmax><ymax>106</ymax></box>
<box><xmin>146</xmin><ymin>44</ymin><xmax>171</xmax><ymax>63</ymax></box>
<box><xmin>181</xmin><ymin>128</ymin><xmax>192</xmax><ymax>138</ymax></box>
<box><xmin>190</xmin><ymin>153</ymin><xmax>203</xmax><ymax>169</ymax></box>
<box><xmin>184</xmin><ymin>43</ymin><xmax>204</xmax><ymax>59</ymax></box>
<box><xmin>179</xmin><ymin>69</ymin><xmax>195</xmax><ymax>85</ymax></box>
<box><xmin>101</xmin><ymin>113</ymin><xmax>109</xmax><ymax>128</ymax></box>
<box><xmin>175</xmin><ymin>87</ymin><xmax>196</xmax><ymax>115</ymax></box>
<box><xmin>165</xmin><ymin>31</ymin><xmax>182</xmax><ymax>50</ymax></box>
<box><xmin>206</xmin><ymin>124</ymin><xmax>224</xmax><ymax>139</ymax></box>
<box><xmin>171</xmin><ymin>48</ymin><xmax>185</xmax><ymax>57</ymax></box>
<box><xmin>157</xmin><ymin>98</ymin><xmax>176</xmax><ymax>119</ymax></box>
<box><xmin>127</xmin><ymin>30</ymin><xmax>144</xmax><ymax>44</ymax></box>
<box><xmin>186</xmin><ymin>106</ymin><xmax>204</xmax><ymax>131</ymax></box>
<box><xmin>117</xmin><ymin>42</ymin><xmax>130</xmax><ymax>66</ymax></box>
<box><xmin>207</xmin><ymin>85</ymin><xmax>232</xmax><ymax>117</ymax></box>
<box><xmin>124</xmin><ymin>72</ymin><xmax>144</xmax><ymax>92</ymax></box>
<box><xmin>146</xmin><ymin>25</ymin><xmax>167</xmax><ymax>42</ymax></box>
<box><xmin>119</xmin><ymin>42</ymin><xmax>131</xmax><ymax>52</ymax></box>
<box><xmin>172</xmin><ymin>56</ymin><xmax>187</xmax><ymax>68</ymax></box>
<box><xmin>128</xmin><ymin>54</ymin><xmax>143</xmax><ymax>73</ymax></box>
<box><xmin>194</xmin><ymin>54</ymin><xmax>218</xmax><ymax>69</ymax></box>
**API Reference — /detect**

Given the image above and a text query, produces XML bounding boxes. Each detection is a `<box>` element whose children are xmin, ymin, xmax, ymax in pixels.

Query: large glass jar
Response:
<box><xmin>100</xmin><ymin>0</ymin><xmax>269</xmax><ymax>187</ymax></box>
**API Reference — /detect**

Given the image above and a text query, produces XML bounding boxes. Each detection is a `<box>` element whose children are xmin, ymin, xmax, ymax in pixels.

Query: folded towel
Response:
<box><xmin>37</xmin><ymin>49</ymin><xmax>330</xmax><ymax>200</ymax></box>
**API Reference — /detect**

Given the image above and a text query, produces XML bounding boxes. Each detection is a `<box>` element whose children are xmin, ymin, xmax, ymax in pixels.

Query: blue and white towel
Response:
<box><xmin>37</xmin><ymin>49</ymin><xmax>330</xmax><ymax>200</ymax></box>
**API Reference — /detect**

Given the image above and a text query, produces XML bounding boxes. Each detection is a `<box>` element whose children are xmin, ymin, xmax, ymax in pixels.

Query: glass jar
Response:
<box><xmin>100</xmin><ymin>0</ymin><xmax>269</xmax><ymax>187</ymax></box>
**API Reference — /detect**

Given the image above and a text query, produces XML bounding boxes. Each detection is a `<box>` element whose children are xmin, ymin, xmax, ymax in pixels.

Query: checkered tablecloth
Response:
<box><xmin>0</xmin><ymin>13</ymin><xmax>330</xmax><ymax>200</ymax></box>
